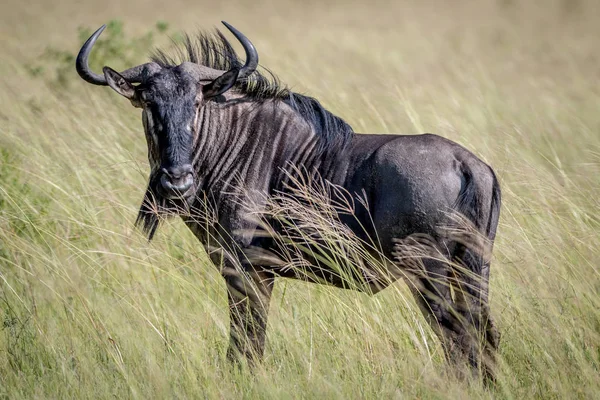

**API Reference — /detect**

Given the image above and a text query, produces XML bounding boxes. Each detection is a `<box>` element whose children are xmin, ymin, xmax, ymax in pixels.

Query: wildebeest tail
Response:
<box><xmin>485</xmin><ymin>168</ymin><xmax>501</xmax><ymax>243</ymax></box>
<box><xmin>452</xmin><ymin>164</ymin><xmax>502</xmax><ymax>356</ymax></box>
<box><xmin>451</xmin><ymin>164</ymin><xmax>501</xmax><ymax>289</ymax></box>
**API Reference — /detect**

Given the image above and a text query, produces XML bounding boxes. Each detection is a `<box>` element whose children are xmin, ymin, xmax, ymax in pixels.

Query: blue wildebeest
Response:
<box><xmin>76</xmin><ymin>22</ymin><xmax>501</xmax><ymax>379</ymax></box>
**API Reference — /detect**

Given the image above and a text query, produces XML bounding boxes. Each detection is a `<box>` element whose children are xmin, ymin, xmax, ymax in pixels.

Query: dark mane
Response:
<box><xmin>151</xmin><ymin>30</ymin><xmax>354</xmax><ymax>150</ymax></box>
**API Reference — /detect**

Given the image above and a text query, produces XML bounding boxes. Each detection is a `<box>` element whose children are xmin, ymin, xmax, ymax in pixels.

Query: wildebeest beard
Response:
<box><xmin>135</xmin><ymin>170</ymin><xmax>193</xmax><ymax>240</ymax></box>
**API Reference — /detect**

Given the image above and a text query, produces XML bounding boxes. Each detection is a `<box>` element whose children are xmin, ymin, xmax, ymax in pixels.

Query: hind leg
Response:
<box><xmin>404</xmin><ymin>256</ymin><xmax>475</xmax><ymax>377</ymax></box>
<box><xmin>451</xmin><ymin>253</ymin><xmax>500</xmax><ymax>381</ymax></box>
<box><xmin>395</xmin><ymin>234</ymin><xmax>499</xmax><ymax>380</ymax></box>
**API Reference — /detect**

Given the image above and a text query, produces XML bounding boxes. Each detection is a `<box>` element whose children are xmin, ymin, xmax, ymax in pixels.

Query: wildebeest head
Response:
<box><xmin>76</xmin><ymin>22</ymin><xmax>257</xmax><ymax>202</ymax></box>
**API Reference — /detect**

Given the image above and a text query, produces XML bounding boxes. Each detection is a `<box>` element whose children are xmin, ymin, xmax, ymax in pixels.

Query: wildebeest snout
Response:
<box><xmin>159</xmin><ymin>164</ymin><xmax>194</xmax><ymax>197</ymax></box>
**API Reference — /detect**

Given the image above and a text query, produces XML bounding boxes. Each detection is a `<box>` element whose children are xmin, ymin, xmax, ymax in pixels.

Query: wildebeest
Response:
<box><xmin>76</xmin><ymin>22</ymin><xmax>501</xmax><ymax>379</ymax></box>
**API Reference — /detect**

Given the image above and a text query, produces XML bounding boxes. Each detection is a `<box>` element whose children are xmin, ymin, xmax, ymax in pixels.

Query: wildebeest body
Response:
<box><xmin>76</xmin><ymin>22</ymin><xmax>501</xmax><ymax>380</ymax></box>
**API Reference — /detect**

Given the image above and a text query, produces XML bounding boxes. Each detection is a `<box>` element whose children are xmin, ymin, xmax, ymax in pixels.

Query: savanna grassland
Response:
<box><xmin>1</xmin><ymin>0</ymin><xmax>599</xmax><ymax>398</ymax></box>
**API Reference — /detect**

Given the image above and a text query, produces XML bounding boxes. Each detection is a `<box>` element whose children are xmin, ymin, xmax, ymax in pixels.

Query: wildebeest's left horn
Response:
<box><xmin>76</xmin><ymin>24</ymin><xmax>160</xmax><ymax>86</ymax></box>
<box><xmin>221</xmin><ymin>21</ymin><xmax>258</xmax><ymax>79</ymax></box>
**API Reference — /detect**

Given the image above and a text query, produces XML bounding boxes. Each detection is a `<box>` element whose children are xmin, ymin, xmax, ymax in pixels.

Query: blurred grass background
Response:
<box><xmin>1</xmin><ymin>0</ymin><xmax>599</xmax><ymax>398</ymax></box>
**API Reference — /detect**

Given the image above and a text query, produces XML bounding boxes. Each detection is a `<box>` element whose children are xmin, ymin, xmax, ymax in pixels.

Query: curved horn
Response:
<box><xmin>221</xmin><ymin>21</ymin><xmax>258</xmax><ymax>79</ymax></box>
<box><xmin>76</xmin><ymin>24</ymin><xmax>159</xmax><ymax>86</ymax></box>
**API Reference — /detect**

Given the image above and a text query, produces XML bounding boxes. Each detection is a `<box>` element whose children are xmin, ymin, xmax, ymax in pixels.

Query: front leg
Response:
<box><xmin>223</xmin><ymin>263</ymin><xmax>274</xmax><ymax>363</ymax></box>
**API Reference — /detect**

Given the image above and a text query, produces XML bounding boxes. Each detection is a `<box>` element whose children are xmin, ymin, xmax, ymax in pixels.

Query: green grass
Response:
<box><xmin>1</xmin><ymin>0</ymin><xmax>599</xmax><ymax>398</ymax></box>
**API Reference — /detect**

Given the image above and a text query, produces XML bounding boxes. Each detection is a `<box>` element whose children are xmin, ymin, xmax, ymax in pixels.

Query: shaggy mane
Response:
<box><xmin>151</xmin><ymin>29</ymin><xmax>354</xmax><ymax>149</ymax></box>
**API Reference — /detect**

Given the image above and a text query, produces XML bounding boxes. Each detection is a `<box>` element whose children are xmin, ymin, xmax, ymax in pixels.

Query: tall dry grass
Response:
<box><xmin>1</xmin><ymin>0</ymin><xmax>599</xmax><ymax>398</ymax></box>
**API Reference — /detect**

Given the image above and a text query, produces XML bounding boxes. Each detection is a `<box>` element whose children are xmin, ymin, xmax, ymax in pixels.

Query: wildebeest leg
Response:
<box><xmin>223</xmin><ymin>263</ymin><xmax>274</xmax><ymax>364</ymax></box>
<box><xmin>405</xmin><ymin>258</ymin><xmax>471</xmax><ymax>377</ymax></box>
<box><xmin>451</xmin><ymin>247</ymin><xmax>500</xmax><ymax>382</ymax></box>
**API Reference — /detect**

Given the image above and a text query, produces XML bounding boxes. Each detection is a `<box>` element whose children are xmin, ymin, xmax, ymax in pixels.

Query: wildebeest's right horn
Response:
<box><xmin>221</xmin><ymin>21</ymin><xmax>258</xmax><ymax>79</ymax></box>
<box><xmin>76</xmin><ymin>24</ymin><xmax>160</xmax><ymax>86</ymax></box>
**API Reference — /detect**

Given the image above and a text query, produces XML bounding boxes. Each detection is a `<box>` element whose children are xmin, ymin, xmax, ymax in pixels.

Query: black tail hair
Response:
<box><xmin>452</xmin><ymin>165</ymin><xmax>501</xmax><ymax>280</ymax></box>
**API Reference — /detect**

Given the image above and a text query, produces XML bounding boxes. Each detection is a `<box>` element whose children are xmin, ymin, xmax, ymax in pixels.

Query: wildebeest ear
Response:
<box><xmin>103</xmin><ymin>66</ymin><xmax>135</xmax><ymax>99</ymax></box>
<box><xmin>202</xmin><ymin>68</ymin><xmax>240</xmax><ymax>99</ymax></box>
